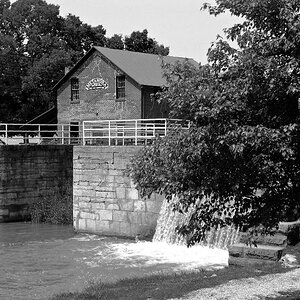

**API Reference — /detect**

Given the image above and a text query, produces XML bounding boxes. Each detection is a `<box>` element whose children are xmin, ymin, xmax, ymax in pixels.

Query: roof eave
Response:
<box><xmin>52</xmin><ymin>47</ymin><xmax>97</xmax><ymax>91</ymax></box>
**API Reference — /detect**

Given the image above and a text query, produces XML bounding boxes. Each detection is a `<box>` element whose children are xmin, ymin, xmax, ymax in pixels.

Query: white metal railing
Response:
<box><xmin>83</xmin><ymin>118</ymin><xmax>189</xmax><ymax>146</ymax></box>
<box><xmin>0</xmin><ymin>123</ymin><xmax>83</xmax><ymax>145</ymax></box>
<box><xmin>0</xmin><ymin>119</ymin><xmax>189</xmax><ymax>146</ymax></box>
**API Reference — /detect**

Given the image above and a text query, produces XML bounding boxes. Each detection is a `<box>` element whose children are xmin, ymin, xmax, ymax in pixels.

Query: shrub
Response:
<box><xmin>28</xmin><ymin>181</ymin><xmax>73</xmax><ymax>225</ymax></box>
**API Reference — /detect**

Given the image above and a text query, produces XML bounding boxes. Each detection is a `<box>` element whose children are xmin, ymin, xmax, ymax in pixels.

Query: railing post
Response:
<box><xmin>5</xmin><ymin>124</ymin><xmax>8</xmax><ymax>145</ymax></box>
<box><xmin>164</xmin><ymin>119</ymin><xmax>167</xmax><ymax>136</ymax></box>
<box><xmin>82</xmin><ymin>121</ymin><xmax>85</xmax><ymax>146</ymax></box>
<box><xmin>62</xmin><ymin>125</ymin><xmax>64</xmax><ymax>145</ymax></box>
<box><xmin>135</xmin><ymin>120</ymin><xmax>138</xmax><ymax>146</ymax></box>
<box><xmin>108</xmin><ymin>120</ymin><xmax>111</xmax><ymax>146</ymax></box>
<box><xmin>38</xmin><ymin>124</ymin><xmax>41</xmax><ymax>144</ymax></box>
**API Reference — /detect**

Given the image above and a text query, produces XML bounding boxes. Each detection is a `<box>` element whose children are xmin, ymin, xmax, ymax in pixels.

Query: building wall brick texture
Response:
<box><xmin>0</xmin><ymin>145</ymin><xmax>73</xmax><ymax>222</ymax></box>
<box><xmin>57</xmin><ymin>52</ymin><xmax>142</xmax><ymax>124</ymax></box>
<box><xmin>73</xmin><ymin>146</ymin><xmax>163</xmax><ymax>238</ymax></box>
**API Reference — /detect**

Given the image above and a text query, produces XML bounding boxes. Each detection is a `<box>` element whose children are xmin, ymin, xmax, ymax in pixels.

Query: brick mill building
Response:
<box><xmin>54</xmin><ymin>46</ymin><xmax>198</xmax><ymax>127</ymax></box>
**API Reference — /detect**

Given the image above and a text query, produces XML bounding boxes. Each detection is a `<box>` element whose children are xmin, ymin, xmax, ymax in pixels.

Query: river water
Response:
<box><xmin>0</xmin><ymin>222</ymin><xmax>228</xmax><ymax>300</ymax></box>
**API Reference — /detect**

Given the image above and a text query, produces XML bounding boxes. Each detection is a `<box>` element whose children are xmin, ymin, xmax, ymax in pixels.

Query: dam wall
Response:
<box><xmin>73</xmin><ymin>146</ymin><xmax>163</xmax><ymax>238</ymax></box>
<box><xmin>0</xmin><ymin>145</ymin><xmax>73</xmax><ymax>222</ymax></box>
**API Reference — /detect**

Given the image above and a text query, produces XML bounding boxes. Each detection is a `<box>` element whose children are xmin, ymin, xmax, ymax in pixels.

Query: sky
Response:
<box><xmin>44</xmin><ymin>0</ymin><xmax>241</xmax><ymax>64</ymax></box>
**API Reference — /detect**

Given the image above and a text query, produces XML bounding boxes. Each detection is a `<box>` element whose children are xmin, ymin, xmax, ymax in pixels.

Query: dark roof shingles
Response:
<box><xmin>94</xmin><ymin>46</ymin><xmax>198</xmax><ymax>86</ymax></box>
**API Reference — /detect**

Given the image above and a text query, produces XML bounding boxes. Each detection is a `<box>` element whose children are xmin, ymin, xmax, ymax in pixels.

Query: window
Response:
<box><xmin>116</xmin><ymin>75</ymin><xmax>125</xmax><ymax>99</ymax></box>
<box><xmin>71</xmin><ymin>77</ymin><xmax>79</xmax><ymax>102</ymax></box>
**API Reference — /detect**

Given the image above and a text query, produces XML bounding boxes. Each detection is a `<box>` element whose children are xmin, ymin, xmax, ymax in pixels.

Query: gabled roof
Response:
<box><xmin>54</xmin><ymin>46</ymin><xmax>198</xmax><ymax>89</ymax></box>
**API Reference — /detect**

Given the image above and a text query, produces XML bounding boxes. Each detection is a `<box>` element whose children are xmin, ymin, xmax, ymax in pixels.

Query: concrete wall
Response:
<box><xmin>0</xmin><ymin>145</ymin><xmax>73</xmax><ymax>222</ymax></box>
<box><xmin>73</xmin><ymin>146</ymin><xmax>163</xmax><ymax>238</ymax></box>
<box><xmin>57</xmin><ymin>51</ymin><xmax>142</xmax><ymax>124</ymax></box>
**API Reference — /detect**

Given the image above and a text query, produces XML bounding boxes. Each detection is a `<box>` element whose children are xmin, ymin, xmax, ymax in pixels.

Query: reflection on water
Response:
<box><xmin>0</xmin><ymin>223</ymin><xmax>228</xmax><ymax>300</ymax></box>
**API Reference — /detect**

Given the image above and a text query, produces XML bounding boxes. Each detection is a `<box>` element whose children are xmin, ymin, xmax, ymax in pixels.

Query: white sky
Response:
<box><xmin>26</xmin><ymin>0</ymin><xmax>242</xmax><ymax>64</ymax></box>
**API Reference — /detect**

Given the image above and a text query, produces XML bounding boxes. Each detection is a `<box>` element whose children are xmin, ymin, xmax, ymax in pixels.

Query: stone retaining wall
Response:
<box><xmin>73</xmin><ymin>146</ymin><xmax>163</xmax><ymax>238</ymax></box>
<box><xmin>0</xmin><ymin>145</ymin><xmax>73</xmax><ymax>222</ymax></box>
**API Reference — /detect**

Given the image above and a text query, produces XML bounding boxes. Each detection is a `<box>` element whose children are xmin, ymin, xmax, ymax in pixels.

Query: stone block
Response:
<box><xmin>93</xmin><ymin>203</ymin><xmax>106</xmax><ymax>210</ymax></box>
<box><xmin>118</xmin><ymin>199</ymin><xmax>134</xmax><ymax>211</ymax></box>
<box><xmin>108</xmin><ymin>169</ymin><xmax>123</xmax><ymax>176</ymax></box>
<box><xmin>113</xmin><ymin>211</ymin><xmax>129</xmax><ymax>222</ymax></box>
<box><xmin>141</xmin><ymin>212</ymin><xmax>158</xmax><ymax>226</ymax></box>
<box><xmin>73</xmin><ymin>188</ymin><xmax>83</xmax><ymax>196</ymax></box>
<box><xmin>130</xmin><ymin>223</ymin><xmax>140</xmax><ymax>236</ymax></box>
<box><xmin>80</xmin><ymin>212</ymin><xmax>97</xmax><ymax>220</ymax></box>
<box><xmin>228</xmin><ymin>243</ymin><xmax>285</xmax><ymax>261</ymax></box>
<box><xmin>112</xmin><ymin>162</ymin><xmax>128</xmax><ymax>170</ymax></box>
<box><xmin>96</xmin><ymin>191</ymin><xmax>115</xmax><ymax>199</ymax></box>
<box><xmin>79</xmin><ymin>202</ymin><xmax>91</xmax><ymax>209</ymax></box>
<box><xmin>116</xmin><ymin>187</ymin><xmax>126</xmax><ymax>199</ymax></box>
<box><xmin>278</xmin><ymin>221</ymin><xmax>300</xmax><ymax>234</ymax></box>
<box><xmin>86</xmin><ymin>219</ymin><xmax>96</xmax><ymax>232</ymax></box>
<box><xmin>109</xmin><ymin>221</ymin><xmax>120</xmax><ymax>234</ymax></box>
<box><xmin>228</xmin><ymin>256</ymin><xmax>278</xmax><ymax>266</ymax></box>
<box><xmin>126</xmin><ymin>188</ymin><xmax>139</xmax><ymax>200</ymax></box>
<box><xmin>134</xmin><ymin>201</ymin><xmax>146</xmax><ymax>212</ymax></box>
<box><xmin>239</xmin><ymin>232</ymin><xmax>287</xmax><ymax>247</ymax></box>
<box><xmin>146</xmin><ymin>201</ymin><xmax>162</xmax><ymax>213</ymax></box>
<box><xmin>128</xmin><ymin>212</ymin><xmax>142</xmax><ymax>224</ymax></box>
<box><xmin>95</xmin><ymin>220</ymin><xmax>110</xmax><ymax>232</ymax></box>
<box><xmin>0</xmin><ymin>209</ymin><xmax>9</xmax><ymax>216</ymax></box>
<box><xmin>79</xmin><ymin>181</ymin><xmax>90</xmax><ymax>186</ymax></box>
<box><xmin>106</xmin><ymin>203</ymin><xmax>120</xmax><ymax>210</ymax></box>
<box><xmin>119</xmin><ymin>222</ymin><xmax>132</xmax><ymax>236</ymax></box>
<box><xmin>95</xmin><ymin>180</ymin><xmax>114</xmax><ymax>189</ymax></box>
<box><xmin>114</xmin><ymin>175</ymin><xmax>126</xmax><ymax>184</ymax></box>
<box><xmin>78</xmin><ymin>218</ymin><xmax>86</xmax><ymax>231</ymax></box>
<box><xmin>80</xmin><ymin>189</ymin><xmax>95</xmax><ymax>198</ymax></box>
<box><xmin>105</xmin><ymin>175</ymin><xmax>115</xmax><ymax>183</ymax></box>
<box><xmin>78</xmin><ymin>196</ymin><xmax>91</xmax><ymax>203</ymax></box>
<box><xmin>99</xmin><ymin>210</ymin><xmax>113</xmax><ymax>221</ymax></box>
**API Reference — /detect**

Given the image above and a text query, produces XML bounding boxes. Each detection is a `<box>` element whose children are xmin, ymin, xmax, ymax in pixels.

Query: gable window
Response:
<box><xmin>116</xmin><ymin>75</ymin><xmax>125</xmax><ymax>99</ymax></box>
<box><xmin>71</xmin><ymin>77</ymin><xmax>79</xmax><ymax>102</ymax></box>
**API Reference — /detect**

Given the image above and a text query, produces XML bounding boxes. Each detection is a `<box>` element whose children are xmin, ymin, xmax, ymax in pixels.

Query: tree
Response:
<box><xmin>106</xmin><ymin>34</ymin><xmax>124</xmax><ymax>50</ymax></box>
<box><xmin>0</xmin><ymin>0</ymin><xmax>107</xmax><ymax>122</ymax></box>
<box><xmin>124</xmin><ymin>29</ymin><xmax>169</xmax><ymax>55</ymax></box>
<box><xmin>0</xmin><ymin>1</ymin><xmax>170</xmax><ymax>122</ymax></box>
<box><xmin>129</xmin><ymin>0</ymin><xmax>300</xmax><ymax>246</ymax></box>
<box><xmin>0</xmin><ymin>33</ymin><xmax>22</xmax><ymax>122</ymax></box>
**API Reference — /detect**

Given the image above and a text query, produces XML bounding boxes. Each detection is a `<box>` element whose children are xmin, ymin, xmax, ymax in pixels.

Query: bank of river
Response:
<box><xmin>0</xmin><ymin>222</ymin><xmax>228</xmax><ymax>300</ymax></box>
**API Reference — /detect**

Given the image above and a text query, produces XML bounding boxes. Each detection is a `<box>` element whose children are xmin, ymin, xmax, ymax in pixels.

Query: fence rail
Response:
<box><xmin>82</xmin><ymin>118</ymin><xmax>189</xmax><ymax>146</ymax></box>
<box><xmin>0</xmin><ymin>123</ymin><xmax>83</xmax><ymax>145</ymax></box>
<box><xmin>0</xmin><ymin>119</ymin><xmax>189</xmax><ymax>146</ymax></box>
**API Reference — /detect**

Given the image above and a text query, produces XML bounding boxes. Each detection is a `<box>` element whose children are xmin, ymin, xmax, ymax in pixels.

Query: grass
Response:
<box><xmin>50</xmin><ymin>243</ymin><xmax>300</xmax><ymax>300</ymax></box>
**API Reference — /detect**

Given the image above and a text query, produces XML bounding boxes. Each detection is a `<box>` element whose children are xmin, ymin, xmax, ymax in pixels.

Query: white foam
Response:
<box><xmin>70</xmin><ymin>234</ymin><xmax>106</xmax><ymax>242</ymax></box>
<box><xmin>110</xmin><ymin>241</ymin><xmax>228</xmax><ymax>271</ymax></box>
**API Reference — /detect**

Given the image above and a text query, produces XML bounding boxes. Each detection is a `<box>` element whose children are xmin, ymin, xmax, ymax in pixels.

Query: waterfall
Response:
<box><xmin>153</xmin><ymin>196</ymin><xmax>239</xmax><ymax>249</ymax></box>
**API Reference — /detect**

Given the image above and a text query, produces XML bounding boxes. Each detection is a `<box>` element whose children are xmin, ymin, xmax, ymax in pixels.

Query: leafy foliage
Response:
<box><xmin>28</xmin><ymin>181</ymin><xmax>73</xmax><ymax>225</ymax></box>
<box><xmin>124</xmin><ymin>29</ymin><xmax>169</xmax><ymax>55</ymax></box>
<box><xmin>106</xmin><ymin>34</ymin><xmax>124</xmax><ymax>50</ymax></box>
<box><xmin>0</xmin><ymin>1</ymin><xmax>169</xmax><ymax>122</ymax></box>
<box><xmin>129</xmin><ymin>0</ymin><xmax>300</xmax><ymax>246</ymax></box>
